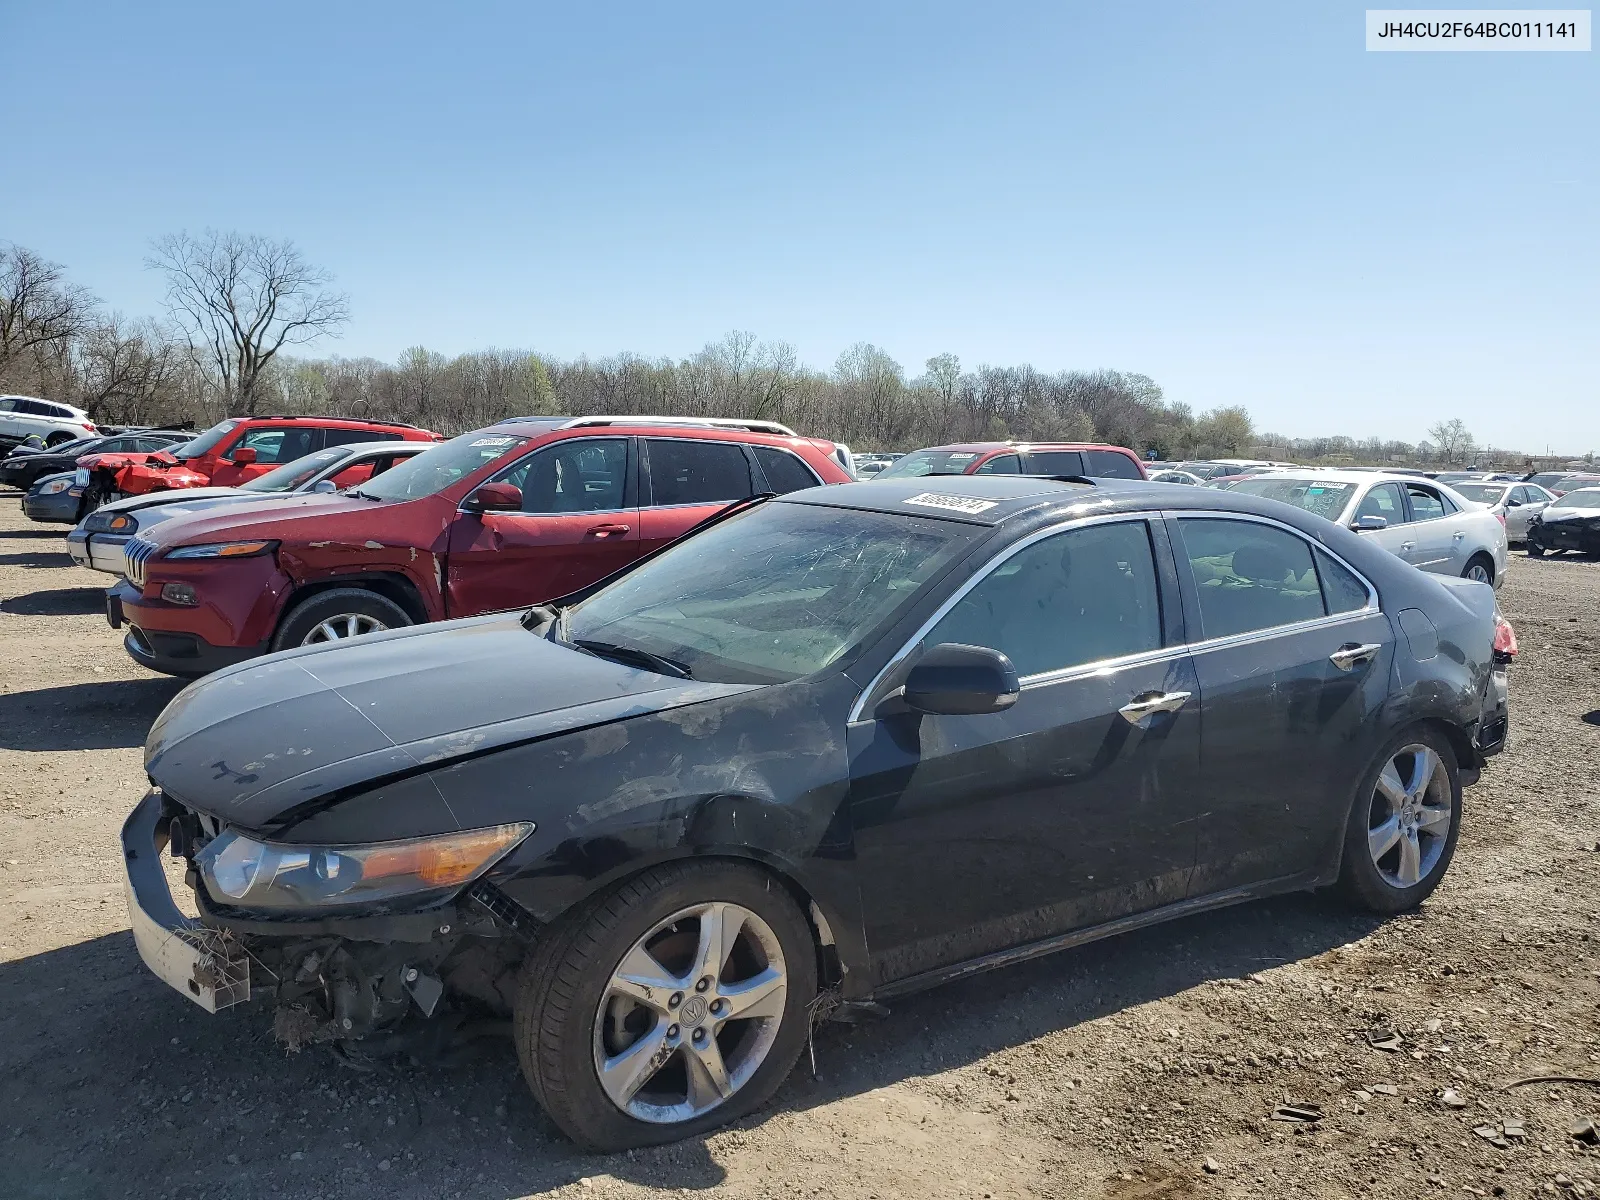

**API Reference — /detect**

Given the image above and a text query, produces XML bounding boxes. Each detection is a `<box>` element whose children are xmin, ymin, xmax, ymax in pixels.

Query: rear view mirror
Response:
<box><xmin>1352</xmin><ymin>515</ymin><xmax>1388</xmax><ymax>531</ymax></box>
<box><xmin>464</xmin><ymin>481</ymin><xmax>523</xmax><ymax>513</ymax></box>
<box><xmin>231</xmin><ymin>446</ymin><xmax>258</xmax><ymax>465</ymax></box>
<box><xmin>903</xmin><ymin>643</ymin><xmax>1020</xmax><ymax>716</ymax></box>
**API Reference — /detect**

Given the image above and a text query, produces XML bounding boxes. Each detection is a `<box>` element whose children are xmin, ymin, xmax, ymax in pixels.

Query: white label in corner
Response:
<box><xmin>903</xmin><ymin>492</ymin><xmax>1000</xmax><ymax>515</ymax></box>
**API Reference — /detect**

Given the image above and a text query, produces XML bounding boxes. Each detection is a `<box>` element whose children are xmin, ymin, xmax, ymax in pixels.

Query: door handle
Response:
<box><xmin>1399</xmin><ymin>541</ymin><xmax>1416</xmax><ymax>551</ymax></box>
<box><xmin>1328</xmin><ymin>642</ymin><xmax>1382</xmax><ymax>672</ymax></box>
<box><xmin>587</xmin><ymin>523</ymin><xmax>631</xmax><ymax>538</ymax></box>
<box><xmin>1453</xmin><ymin>530</ymin><xmax>1466</xmax><ymax>540</ymax></box>
<box><xmin>1118</xmin><ymin>691</ymin><xmax>1191</xmax><ymax>724</ymax></box>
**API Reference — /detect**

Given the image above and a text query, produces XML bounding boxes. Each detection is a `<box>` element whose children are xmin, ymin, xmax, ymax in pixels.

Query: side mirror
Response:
<box><xmin>464</xmin><ymin>481</ymin><xmax>523</xmax><ymax>513</ymax></box>
<box><xmin>902</xmin><ymin>643</ymin><xmax>1020</xmax><ymax>716</ymax></box>
<box><xmin>230</xmin><ymin>446</ymin><xmax>258</xmax><ymax>465</ymax></box>
<box><xmin>311</xmin><ymin>479</ymin><xmax>337</xmax><ymax>494</ymax></box>
<box><xmin>1352</xmin><ymin>514</ymin><xmax>1388</xmax><ymax>532</ymax></box>
<box><xmin>1504</xmin><ymin>497</ymin><xmax>1521</xmax><ymax>508</ymax></box>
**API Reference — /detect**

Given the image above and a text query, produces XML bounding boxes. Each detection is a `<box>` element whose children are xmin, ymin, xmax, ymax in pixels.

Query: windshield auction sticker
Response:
<box><xmin>1367</xmin><ymin>10</ymin><xmax>1590</xmax><ymax>49</ymax></box>
<box><xmin>903</xmin><ymin>493</ymin><xmax>1000</xmax><ymax>515</ymax></box>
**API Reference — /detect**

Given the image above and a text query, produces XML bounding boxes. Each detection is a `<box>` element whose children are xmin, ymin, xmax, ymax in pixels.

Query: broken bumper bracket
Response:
<box><xmin>121</xmin><ymin>790</ymin><xmax>250</xmax><ymax>1013</ymax></box>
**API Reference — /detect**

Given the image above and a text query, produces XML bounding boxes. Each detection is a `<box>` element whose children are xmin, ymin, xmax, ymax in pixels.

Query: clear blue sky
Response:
<box><xmin>4</xmin><ymin>1</ymin><xmax>1595</xmax><ymax>453</ymax></box>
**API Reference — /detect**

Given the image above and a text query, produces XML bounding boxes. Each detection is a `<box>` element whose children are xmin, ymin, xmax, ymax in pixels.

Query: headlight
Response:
<box><xmin>194</xmin><ymin>823</ymin><xmax>533</xmax><ymax>911</ymax></box>
<box><xmin>165</xmin><ymin>539</ymin><xmax>277</xmax><ymax>560</ymax></box>
<box><xmin>85</xmin><ymin>510</ymin><xmax>136</xmax><ymax>533</ymax></box>
<box><xmin>39</xmin><ymin>478</ymin><xmax>72</xmax><ymax>495</ymax></box>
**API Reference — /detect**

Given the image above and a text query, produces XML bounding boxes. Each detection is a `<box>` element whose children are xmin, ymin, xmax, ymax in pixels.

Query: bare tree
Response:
<box><xmin>149</xmin><ymin>230</ymin><xmax>349</xmax><ymax>416</ymax></box>
<box><xmin>74</xmin><ymin>316</ymin><xmax>181</xmax><ymax>424</ymax></box>
<box><xmin>1426</xmin><ymin>418</ymin><xmax>1475</xmax><ymax>466</ymax></box>
<box><xmin>0</xmin><ymin>243</ymin><xmax>97</xmax><ymax>384</ymax></box>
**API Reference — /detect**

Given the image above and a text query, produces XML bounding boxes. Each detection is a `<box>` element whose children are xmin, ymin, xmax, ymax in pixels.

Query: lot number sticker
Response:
<box><xmin>903</xmin><ymin>492</ymin><xmax>1000</xmax><ymax>515</ymax></box>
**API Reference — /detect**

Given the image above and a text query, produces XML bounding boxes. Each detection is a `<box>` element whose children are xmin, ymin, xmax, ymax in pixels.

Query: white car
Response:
<box><xmin>1225</xmin><ymin>469</ymin><xmax>1508</xmax><ymax>586</ymax></box>
<box><xmin>0</xmin><ymin>395</ymin><xmax>97</xmax><ymax>449</ymax></box>
<box><xmin>1449</xmin><ymin>479</ymin><xmax>1555</xmax><ymax>545</ymax></box>
<box><xmin>1150</xmin><ymin>469</ymin><xmax>1205</xmax><ymax>485</ymax></box>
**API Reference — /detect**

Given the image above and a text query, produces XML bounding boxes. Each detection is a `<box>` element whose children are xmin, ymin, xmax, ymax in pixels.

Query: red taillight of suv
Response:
<box><xmin>1492</xmin><ymin>613</ymin><xmax>1517</xmax><ymax>662</ymax></box>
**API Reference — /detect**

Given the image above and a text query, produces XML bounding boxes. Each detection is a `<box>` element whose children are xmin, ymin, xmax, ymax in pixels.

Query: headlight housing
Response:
<box><xmin>39</xmin><ymin>478</ymin><xmax>72</xmax><ymax>495</ymax></box>
<box><xmin>195</xmin><ymin>823</ymin><xmax>534</xmax><ymax>911</ymax></box>
<box><xmin>85</xmin><ymin>510</ymin><xmax>137</xmax><ymax>533</ymax></box>
<box><xmin>165</xmin><ymin>539</ymin><xmax>277</xmax><ymax>560</ymax></box>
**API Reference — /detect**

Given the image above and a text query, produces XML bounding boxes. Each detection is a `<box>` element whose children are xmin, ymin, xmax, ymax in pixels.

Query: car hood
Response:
<box><xmin>96</xmin><ymin>486</ymin><xmax>252</xmax><ymax>514</ymax></box>
<box><xmin>144</xmin><ymin>613</ymin><xmax>757</xmax><ymax>832</ymax></box>
<box><xmin>135</xmin><ymin>492</ymin><xmax>381</xmax><ymax>549</ymax></box>
<box><xmin>1541</xmin><ymin>506</ymin><xmax>1600</xmax><ymax>522</ymax></box>
<box><xmin>112</xmin><ymin>490</ymin><xmax>303</xmax><ymax>529</ymax></box>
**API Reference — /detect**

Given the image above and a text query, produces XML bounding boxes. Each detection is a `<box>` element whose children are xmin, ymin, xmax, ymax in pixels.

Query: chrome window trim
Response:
<box><xmin>848</xmin><ymin>509</ymin><xmax>1382</xmax><ymax>723</ymax></box>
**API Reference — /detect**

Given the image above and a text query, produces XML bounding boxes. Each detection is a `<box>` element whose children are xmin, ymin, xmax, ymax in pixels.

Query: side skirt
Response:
<box><xmin>871</xmin><ymin>874</ymin><xmax>1319</xmax><ymax>1002</ymax></box>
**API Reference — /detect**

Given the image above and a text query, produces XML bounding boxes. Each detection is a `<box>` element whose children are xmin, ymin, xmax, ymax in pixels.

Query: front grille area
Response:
<box><xmin>124</xmin><ymin>537</ymin><xmax>158</xmax><ymax>587</ymax></box>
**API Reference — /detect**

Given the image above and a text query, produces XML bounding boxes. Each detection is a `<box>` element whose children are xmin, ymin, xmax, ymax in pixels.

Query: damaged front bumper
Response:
<box><xmin>121</xmin><ymin>789</ymin><xmax>251</xmax><ymax>1011</ymax></box>
<box><xmin>121</xmin><ymin>790</ymin><xmax>534</xmax><ymax>1041</ymax></box>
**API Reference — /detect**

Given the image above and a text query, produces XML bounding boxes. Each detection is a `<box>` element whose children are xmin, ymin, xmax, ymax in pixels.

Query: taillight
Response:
<box><xmin>1492</xmin><ymin>613</ymin><xmax>1517</xmax><ymax>662</ymax></box>
<box><xmin>81</xmin><ymin>422</ymin><xmax>97</xmax><ymax>432</ymax></box>
<box><xmin>1495</xmin><ymin>511</ymin><xmax>1506</xmax><ymax>527</ymax></box>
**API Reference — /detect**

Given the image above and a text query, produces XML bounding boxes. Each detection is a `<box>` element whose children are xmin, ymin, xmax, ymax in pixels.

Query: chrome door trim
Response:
<box><xmin>848</xmin><ymin>509</ymin><xmax>1383</xmax><ymax>724</ymax></box>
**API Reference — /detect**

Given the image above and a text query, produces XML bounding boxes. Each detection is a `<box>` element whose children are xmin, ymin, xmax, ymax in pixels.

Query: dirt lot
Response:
<box><xmin>1</xmin><ymin>500</ymin><xmax>1597</xmax><ymax>1200</ymax></box>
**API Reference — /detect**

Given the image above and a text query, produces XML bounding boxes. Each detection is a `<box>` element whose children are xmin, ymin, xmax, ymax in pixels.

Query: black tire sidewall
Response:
<box><xmin>1338</xmin><ymin>725</ymin><xmax>1462</xmax><ymax>914</ymax></box>
<box><xmin>271</xmin><ymin>588</ymin><xmax>411</xmax><ymax>651</ymax></box>
<box><xmin>516</xmin><ymin>861</ymin><xmax>818</xmax><ymax>1153</ymax></box>
<box><xmin>1463</xmin><ymin>553</ymin><xmax>1495</xmax><ymax>583</ymax></box>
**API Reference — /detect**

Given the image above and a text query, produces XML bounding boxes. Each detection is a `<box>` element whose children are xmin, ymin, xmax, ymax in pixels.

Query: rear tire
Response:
<box><xmin>270</xmin><ymin>588</ymin><xmax>410</xmax><ymax>651</ymax></box>
<box><xmin>1462</xmin><ymin>553</ymin><xmax>1495</xmax><ymax>585</ymax></box>
<box><xmin>44</xmin><ymin>431</ymin><xmax>75</xmax><ymax>447</ymax></box>
<box><xmin>513</xmin><ymin>860</ymin><xmax>817</xmax><ymax>1152</ymax></box>
<box><xmin>1337</xmin><ymin>726</ymin><xmax>1462</xmax><ymax>915</ymax></box>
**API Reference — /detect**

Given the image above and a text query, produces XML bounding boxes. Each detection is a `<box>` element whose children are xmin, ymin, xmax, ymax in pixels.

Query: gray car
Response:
<box><xmin>67</xmin><ymin>441</ymin><xmax>427</xmax><ymax>576</ymax></box>
<box><xmin>1450</xmin><ymin>480</ymin><xmax>1555</xmax><ymax>545</ymax></box>
<box><xmin>1225</xmin><ymin>470</ymin><xmax>1508</xmax><ymax>586</ymax></box>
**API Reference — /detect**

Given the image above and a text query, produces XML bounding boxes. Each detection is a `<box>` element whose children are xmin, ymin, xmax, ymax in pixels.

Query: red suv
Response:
<box><xmin>875</xmin><ymin>441</ymin><xmax>1147</xmax><ymax>481</ymax></box>
<box><xmin>77</xmin><ymin>415</ymin><xmax>442</xmax><ymax>504</ymax></box>
<box><xmin>107</xmin><ymin>417</ymin><xmax>852</xmax><ymax>676</ymax></box>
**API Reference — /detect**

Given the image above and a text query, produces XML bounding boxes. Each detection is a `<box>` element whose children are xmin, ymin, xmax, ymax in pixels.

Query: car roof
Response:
<box><xmin>333</xmin><ymin>440</ymin><xmax>430</xmax><ymax>458</ymax></box>
<box><xmin>908</xmin><ymin>441</ymin><xmax>1134</xmax><ymax>454</ymax></box>
<box><xmin>1231</xmin><ymin>468</ymin><xmax>1434</xmax><ymax>486</ymax></box>
<box><xmin>492</xmin><ymin>415</ymin><xmax>821</xmax><ymax>447</ymax></box>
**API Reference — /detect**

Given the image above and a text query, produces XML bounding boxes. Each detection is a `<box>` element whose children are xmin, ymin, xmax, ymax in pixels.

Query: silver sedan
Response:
<box><xmin>1225</xmin><ymin>470</ymin><xmax>1508</xmax><ymax>586</ymax></box>
<box><xmin>1450</xmin><ymin>480</ymin><xmax>1555</xmax><ymax>545</ymax></box>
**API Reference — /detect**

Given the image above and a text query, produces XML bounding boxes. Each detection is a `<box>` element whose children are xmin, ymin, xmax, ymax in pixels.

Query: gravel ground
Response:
<box><xmin>1</xmin><ymin>499</ymin><xmax>1597</xmax><ymax>1200</ymax></box>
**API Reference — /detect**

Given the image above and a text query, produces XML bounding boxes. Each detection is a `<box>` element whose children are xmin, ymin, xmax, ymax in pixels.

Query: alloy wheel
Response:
<box><xmin>1367</xmin><ymin>744</ymin><xmax>1452</xmax><ymax>888</ymax></box>
<box><xmin>592</xmin><ymin>901</ymin><xmax>788</xmax><ymax>1125</ymax></box>
<box><xmin>1465</xmin><ymin>562</ymin><xmax>1492</xmax><ymax>584</ymax></box>
<box><xmin>301</xmin><ymin>613</ymin><xmax>389</xmax><ymax>644</ymax></box>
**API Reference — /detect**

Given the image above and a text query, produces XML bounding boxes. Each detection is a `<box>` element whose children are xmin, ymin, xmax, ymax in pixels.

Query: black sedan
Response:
<box><xmin>121</xmin><ymin>475</ymin><xmax>1513</xmax><ymax>1151</ymax></box>
<box><xmin>1527</xmin><ymin>487</ymin><xmax>1600</xmax><ymax>556</ymax></box>
<box><xmin>0</xmin><ymin>430</ymin><xmax>186</xmax><ymax>491</ymax></box>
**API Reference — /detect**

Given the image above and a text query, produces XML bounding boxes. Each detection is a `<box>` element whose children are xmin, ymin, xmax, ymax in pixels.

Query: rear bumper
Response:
<box><xmin>1476</xmin><ymin>664</ymin><xmax>1509</xmax><ymax>758</ymax></box>
<box><xmin>121</xmin><ymin>790</ymin><xmax>250</xmax><ymax>1012</ymax></box>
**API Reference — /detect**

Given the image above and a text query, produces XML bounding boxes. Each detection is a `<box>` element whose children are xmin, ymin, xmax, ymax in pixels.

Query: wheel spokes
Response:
<box><xmin>1404</xmin><ymin>747</ymin><xmax>1440</xmax><ymax>799</ymax></box>
<box><xmin>611</xmin><ymin>944</ymin><xmax>682</xmax><ymax>1012</ymax></box>
<box><xmin>693</xmin><ymin>903</ymin><xmax>743</xmax><ymax>985</ymax></box>
<box><xmin>1369</xmin><ymin>815</ymin><xmax>1402</xmax><ymax>862</ymax></box>
<box><xmin>597</xmin><ymin>1022</ymin><xmax>670</xmax><ymax>1108</ymax></box>
<box><xmin>1375</xmin><ymin>762</ymin><xmax>1407</xmax><ymax>812</ymax></box>
<box><xmin>1395</xmin><ymin>830</ymin><xmax>1423</xmax><ymax>885</ymax></box>
<box><xmin>685</xmin><ymin>1036</ymin><xmax>733</xmax><ymax>1108</ymax></box>
<box><xmin>1416</xmin><ymin>804</ymin><xmax>1451</xmax><ymax>833</ymax></box>
<box><xmin>719</xmin><ymin>966</ymin><xmax>786</xmax><ymax>1021</ymax></box>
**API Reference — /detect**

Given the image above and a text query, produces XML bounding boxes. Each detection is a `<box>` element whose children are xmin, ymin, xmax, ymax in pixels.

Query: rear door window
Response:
<box><xmin>1405</xmin><ymin>484</ymin><xmax>1446</xmax><ymax>522</ymax></box>
<box><xmin>320</xmin><ymin>427</ymin><xmax>401</xmax><ymax>447</ymax></box>
<box><xmin>1175</xmin><ymin>519</ymin><xmax>1327</xmax><ymax>639</ymax></box>
<box><xmin>924</xmin><ymin>520</ymin><xmax>1163</xmax><ymax>676</ymax></box>
<box><xmin>751</xmin><ymin>446</ymin><xmax>821</xmax><ymax>494</ymax></box>
<box><xmin>644</xmin><ymin>439</ymin><xmax>754</xmax><ymax>506</ymax></box>
<box><xmin>1022</xmin><ymin>450</ymin><xmax>1084</xmax><ymax>477</ymax></box>
<box><xmin>1082</xmin><ymin>449</ymin><xmax>1143</xmax><ymax>479</ymax></box>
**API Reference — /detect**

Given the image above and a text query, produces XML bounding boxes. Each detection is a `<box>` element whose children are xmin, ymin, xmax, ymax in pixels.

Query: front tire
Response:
<box><xmin>1337</xmin><ymin>727</ymin><xmax>1462</xmax><ymax>914</ymax></box>
<box><xmin>270</xmin><ymin>587</ymin><xmax>410</xmax><ymax>651</ymax></box>
<box><xmin>1527</xmin><ymin>541</ymin><xmax>1546</xmax><ymax>557</ymax></box>
<box><xmin>514</xmin><ymin>861</ymin><xmax>818</xmax><ymax>1152</ymax></box>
